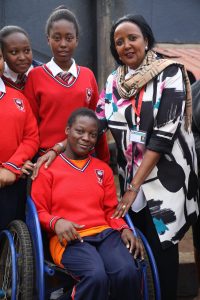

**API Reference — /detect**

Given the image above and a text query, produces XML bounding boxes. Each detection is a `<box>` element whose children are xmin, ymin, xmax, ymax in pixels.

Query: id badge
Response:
<box><xmin>130</xmin><ymin>130</ymin><xmax>147</xmax><ymax>144</ymax></box>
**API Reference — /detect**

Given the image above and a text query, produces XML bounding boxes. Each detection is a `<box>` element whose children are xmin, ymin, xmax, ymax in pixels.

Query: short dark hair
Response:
<box><xmin>45</xmin><ymin>6</ymin><xmax>79</xmax><ymax>37</ymax></box>
<box><xmin>67</xmin><ymin>108</ymin><xmax>99</xmax><ymax>129</ymax></box>
<box><xmin>110</xmin><ymin>14</ymin><xmax>156</xmax><ymax>65</ymax></box>
<box><xmin>0</xmin><ymin>25</ymin><xmax>29</xmax><ymax>51</ymax></box>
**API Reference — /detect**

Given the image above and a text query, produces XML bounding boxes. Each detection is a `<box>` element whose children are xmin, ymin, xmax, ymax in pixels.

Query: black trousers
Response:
<box><xmin>0</xmin><ymin>178</ymin><xmax>27</xmax><ymax>231</ymax></box>
<box><xmin>129</xmin><ymin>206</ymin><xmax>179</xmax><ymax>300</ymax></box>
<box><xmin>193</xmin><ymin>214</ymin><xmax>200</xmax><ymax>250</ymax></box>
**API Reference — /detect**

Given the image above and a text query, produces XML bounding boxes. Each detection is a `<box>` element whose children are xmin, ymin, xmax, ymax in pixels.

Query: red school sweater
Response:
<box><xmin>31</xmin><ymin>155</ymin><xmax>128</xmax><ymax>234</ymax></box>
<box><xmin>24</xmin><ymin>65</ymin><xmax>99</xmax><ymax>150</ymax></box>
<box><xmin>0</xmin><ymin>86</ymin><xmax>39</xmax><ymax>174</ymax></box>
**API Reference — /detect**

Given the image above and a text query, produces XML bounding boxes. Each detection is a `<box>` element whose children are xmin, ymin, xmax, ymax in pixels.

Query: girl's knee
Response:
<box><xmin>87</xmin><ymin>268</ymin><xmax>109</xmax><ymax>288</ymax></box>
<box><xmin>116</xmin><ymin>262</ymin><xmax>140</xmax><ymax>283</ymax></box>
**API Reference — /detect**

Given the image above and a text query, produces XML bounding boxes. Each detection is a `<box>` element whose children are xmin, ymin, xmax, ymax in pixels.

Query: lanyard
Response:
<box><xmin>131</xmin><ymin>87</ymin><xmax>145</xmax><ymax>130</ymax></box>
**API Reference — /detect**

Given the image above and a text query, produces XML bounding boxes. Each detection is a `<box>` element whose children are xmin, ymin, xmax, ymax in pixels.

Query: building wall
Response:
<box><xmin>0</xmin><ymin>0</ymin><xmax>200</xmax><ymax>82</ymax></box>
<box><xmin>0</xmin><ymin>0</ymin><xmax>96</xmax><ymax>68</ymax></box>
<box><xmin>123</xmin><ymin>0</ymin><xmax>200</xmax><ymax>43</ymax></box>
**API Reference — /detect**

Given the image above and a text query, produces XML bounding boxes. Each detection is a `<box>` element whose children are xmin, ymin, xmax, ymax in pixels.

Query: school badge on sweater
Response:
<box><xmin>95</xmin><ymin>169</ymin><xmax>104</xmax><ymax>184</ymax></box>
<box><xmin>13</xmin><ymin>98</ymin><xmax>25</xmax><ymax>112</ymax></box>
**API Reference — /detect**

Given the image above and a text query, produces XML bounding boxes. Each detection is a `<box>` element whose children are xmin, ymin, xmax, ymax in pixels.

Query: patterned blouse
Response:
<box><xmin>96</xmin><ymin>64</ymin><xmax>199</xmax><ymax>248</ymax></box>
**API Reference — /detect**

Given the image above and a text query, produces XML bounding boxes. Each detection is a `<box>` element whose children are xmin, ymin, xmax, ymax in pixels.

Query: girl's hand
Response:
<box><xmin>0</xmin><ymin>168</ymin><xmax>16</xmax><ymax>188</ymax></box>
<box><xmin>121</xmin><ymin>228</ymin><xmax>144</xmax><ymax>259</ymax></box>
<box><xmin>31</xmin><ymin>150</ymin><xmax>57</xmax><ymax>180</ymax></box>
<box><xmin>21</xmin><ymin>160</ymin><xmax>35</xmax><ymax>177</ymax></box>
<box><xmin>54</xmin><ymin>218</ymin><xmax>85</xmax><ymax>246</ymax></box>
<box><xmin>112</xmin><ymin>190</ymin><xmax>137</xmax><ymax>219</ymax></box>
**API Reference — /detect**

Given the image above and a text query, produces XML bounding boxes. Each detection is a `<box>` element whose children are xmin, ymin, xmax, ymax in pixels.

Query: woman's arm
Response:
<box><xmin>113</xmin><ymin>149</ymin><xmax>160</xmax><ymax>218</ymax></box>
<box><xmin>102</xmin><ymin>164</ymin><xmax>144</xmax><ymax>258</ymax></box>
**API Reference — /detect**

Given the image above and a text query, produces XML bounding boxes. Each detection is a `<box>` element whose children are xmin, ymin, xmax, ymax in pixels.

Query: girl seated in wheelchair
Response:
<box><xmin>31</xmin><ymin>107</ymin><xmax>144</xmax><ymax>300</ymax></box>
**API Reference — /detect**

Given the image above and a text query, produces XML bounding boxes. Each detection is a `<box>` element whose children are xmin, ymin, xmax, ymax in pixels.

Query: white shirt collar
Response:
<box><xmin>46</xmin><ymin>58</ymin><xmax>77</xmax><ymax>78</ymax></box>
<box><xmin>0</xmin><ymin>78</ymin><xmax>6</xmax><ymax>93</ymax></box>
<box><xmin>4</xmin><ymin>62</ymin><xmax>33</xmax><ymax>82</ymax></box>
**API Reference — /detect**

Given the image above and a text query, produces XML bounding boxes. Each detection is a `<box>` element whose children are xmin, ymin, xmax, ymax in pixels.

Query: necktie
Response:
<box><xmin>16</xmin><ymin>74</ymin><xmax>27</xmax><ymax>85</ymax></box>
<box><xmin>58</xmin><ymin>72</ymin><xmax>72</xmax><ymax>84</ymax></box>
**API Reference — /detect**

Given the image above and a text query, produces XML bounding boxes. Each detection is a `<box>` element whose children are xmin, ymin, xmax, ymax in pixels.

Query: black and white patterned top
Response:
<box><xmin>96</xmin><ymin>64</ymin><xmax>199</xmax><ymax>249</ymax></box>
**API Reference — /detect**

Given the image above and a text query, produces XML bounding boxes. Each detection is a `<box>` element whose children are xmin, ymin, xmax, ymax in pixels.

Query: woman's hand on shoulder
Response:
<box><xmin>0</xmin><ymin>168</ymin><xmax>16</xmax><ymax>188</ymax></box>
<box><xmin>121</xmin><ymin>228</ymin><xmax>144</xmax><ymax>259</ymax></box>
<box><xmin>112</xmin><ymin>190</ymin><xmax>137</xmax><ymax>219</ymax></box>
<box><xmin>54</xmin><ymin>218</ymin><xmax>85</xmax><ymax>246</ymax></box>
<box><xmin>31</xmin><ymin>150</ymin><xmax>57</xmax><ymax>180</ymax></box>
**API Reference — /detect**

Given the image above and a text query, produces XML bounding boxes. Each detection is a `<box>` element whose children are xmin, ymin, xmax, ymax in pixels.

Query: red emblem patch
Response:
<box><xmin>86</xmin><ymin>88</ymin><xmax>92</xmax><ymax>103</ymax></box>
<box><xmin>95</xmin><ymin>169</ymin><xmax>104</xmax><ymax>184</ymax></box>
<box><xmin>13</xmin><ymin>98</ymin><xmax>25</xmax><ymax>112</ymax></box>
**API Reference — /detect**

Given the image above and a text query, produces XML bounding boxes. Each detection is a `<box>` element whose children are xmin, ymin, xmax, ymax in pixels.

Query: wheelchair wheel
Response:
<box><xmin>9</xmin><ymin>220</ymin><xmax>34</xmax><ymax>300</ymax></box>
<box><xmin>142</xmin><ymin>241</ymin><xmax>156</xmax><ymax>299</ymax></box>
<box><xmin>0</xmin><ymin>232</ymin><xmax>16</xmax><ymax>300</ymax></box>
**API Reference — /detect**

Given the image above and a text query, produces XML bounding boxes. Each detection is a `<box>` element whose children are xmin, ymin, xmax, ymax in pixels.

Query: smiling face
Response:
<box><xmin>65</xmin><ymin>115</ymin><xmax>98</xmax><ymax>160</ymax></box>
<box><xmin>2</xmin><ymin>32</ymin><xmax>32</xmax><ymax>74</ymax></box>
<box><xmin>48</xmin><ymin>19</ymin><xmax>78</xmax><ymax>71</ymax></box>
<box><xmin>114</xmin><ymin>21</ymin><xmax>148</xmax><ymax>69</ymax></box>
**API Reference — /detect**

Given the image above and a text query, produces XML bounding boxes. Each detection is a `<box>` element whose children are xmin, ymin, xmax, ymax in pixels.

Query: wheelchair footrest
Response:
<box><xmin>44</xmin><ymin>260</ymin><xmax>71</xmax><ymax>276</ymax></box>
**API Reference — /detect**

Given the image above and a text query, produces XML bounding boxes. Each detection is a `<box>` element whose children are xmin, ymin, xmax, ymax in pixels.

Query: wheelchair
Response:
<box><xmin>0</xmin><ymin>220</ymin><xmax>34</xmax><ymax>300</ymax></box>
<box><xmin>0</xmin><ymin>196</ymin><xmax>161</xmax><ymax>300</ymax></box>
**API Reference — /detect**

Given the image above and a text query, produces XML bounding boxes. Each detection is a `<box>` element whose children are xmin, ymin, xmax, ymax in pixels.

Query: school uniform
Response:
<box><xmin>2</xmin><ymin>60</ymin><xmax>42</xmax><ymax>92</ymax></box>
<box><xmin>31</xmin><ymin>155</ymin><xmax>141</xmax><ymax>300</ymax></box>
<box><xmin>24</xmin><ymin>58</ymin><xmax>110</xmax><ymax>162</ymax></box>
<box><xmin>0</xmin><ymin>78</ymin><xmax>39</xmax><ymax>230</ymax></box>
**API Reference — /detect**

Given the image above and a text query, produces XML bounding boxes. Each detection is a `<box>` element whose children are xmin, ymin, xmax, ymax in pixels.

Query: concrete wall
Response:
<box><xmin>0</xmin><ymin>0</ymin><xmax>97</xmax><ymax>68</ymax></box>
<box><xmin>0</xmin><ymin>0</ymin><xmax>200</xmax><ymax>84</ymax></box>
<box><xmin>123</xmin><ymin>0</ymin><xmax>200</xmax><ymax>43</ymax></box>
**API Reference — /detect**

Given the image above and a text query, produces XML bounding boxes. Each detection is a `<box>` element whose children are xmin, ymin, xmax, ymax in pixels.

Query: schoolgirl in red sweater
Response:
<box><xmin>0</xmin><ymin>25</ymin><xmax>42</xmax><ymax>176</ymax></box>
<box><xmin>0</xmin><ymin>43</ymin><xmax>39</xmax><ymax>230</ymax></box>
<box><xmin>24</xmin><ymin>6</ymin><xmax>109</xmax><ymax>163</ymax></box>
<box><xmin>31</xmin><ymin>108</ymin><xmax>143</xmax><ymax>300</ymax></box>
<box><xmin>0</xmin><ymin>25</ymin><xmax>41</xmax><ymax>93</ymax></box>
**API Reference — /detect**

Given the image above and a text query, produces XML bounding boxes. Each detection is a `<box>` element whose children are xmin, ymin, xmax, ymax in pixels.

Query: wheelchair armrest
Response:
<box><xmin>125</xmin><ymin>213</ymin><xmax>138</xmax><ymax>237</ymax></box>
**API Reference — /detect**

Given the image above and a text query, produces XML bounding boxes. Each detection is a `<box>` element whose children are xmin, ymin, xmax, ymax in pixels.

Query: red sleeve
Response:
<box><xmin>31</xmin><ymin>168</ymin><xmax>58</xmax><ymax>233</ymax></box>
<box><xmin>2</xmin><ymin>97</ymin><xmax>39</xmax><ymax>175</ymax></box>
<box><xmin>88</xmin><ymin>70</ymin><xmax>99</xmax><ymax>111</ymax></box>
<box><xmin>102</xmin><ymin>164</ymin><xmax>129</xmax><ymax>231</ymax></box>
<box><xmin>24</xmin><ymin>69</ymin><xmax>40</xmax><ymax>123</ymax></box>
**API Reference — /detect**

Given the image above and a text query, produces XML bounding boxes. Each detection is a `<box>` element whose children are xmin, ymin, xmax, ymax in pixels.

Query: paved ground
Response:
<box><xmin>178</xmin><ymin>229</ymin><xmax>197</xmax><ymax>300</ymax></box>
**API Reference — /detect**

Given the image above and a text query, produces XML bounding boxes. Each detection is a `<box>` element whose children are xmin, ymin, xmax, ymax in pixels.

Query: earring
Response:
<box><xmin>145</xmin><ymin>46</ymin><xmax>148</xmax><ymax>51</ymax></box>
